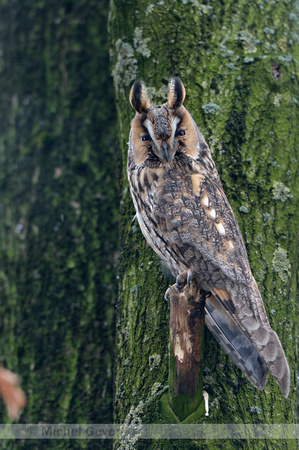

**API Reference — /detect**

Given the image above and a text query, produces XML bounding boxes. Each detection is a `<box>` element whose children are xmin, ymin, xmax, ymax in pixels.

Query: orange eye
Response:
<box><xmin>142</xmin><ymin>135</ymin><xmax>151</xmax><ymax>142</ymax></box>
<box><xmin>176</xmin><ymin>130</ymin><xmax>185</xmax><ymax>137</ymax></box>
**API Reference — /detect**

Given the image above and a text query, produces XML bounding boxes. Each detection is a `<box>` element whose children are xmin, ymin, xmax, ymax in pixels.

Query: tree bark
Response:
<box><xmin>0</xmin><ymin>1</ymin><xmax>118</xmax><ymax>448</ymax></box>
<box><xmin>109</xmin><ymin>0</ymin><xmax>298</xmax><ymax>448</ymax></box>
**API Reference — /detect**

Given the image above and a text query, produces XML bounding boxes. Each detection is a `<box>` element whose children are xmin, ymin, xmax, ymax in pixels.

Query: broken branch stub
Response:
<box><xmin>167</xmin><ymin>280</ymin><xmax>205</xmax><ymax>421</ymax></box>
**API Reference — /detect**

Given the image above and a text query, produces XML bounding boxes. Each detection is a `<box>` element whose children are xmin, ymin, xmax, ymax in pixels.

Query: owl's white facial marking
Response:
<box><xmin>170</xmin><ymin>116</ymin><xmax>181</xmax><ymax>141</ymax></box>
<box><xmin>143</xmin><ymin>119</ymin><xmax>156</xmax><ymax>143</ymax></box>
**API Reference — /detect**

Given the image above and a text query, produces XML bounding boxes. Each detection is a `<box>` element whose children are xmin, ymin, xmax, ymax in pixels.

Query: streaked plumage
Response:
<box><xmin>127</xmin><ymin>77</ymin><xmax>290</xmax><ymax>397</ymax></box>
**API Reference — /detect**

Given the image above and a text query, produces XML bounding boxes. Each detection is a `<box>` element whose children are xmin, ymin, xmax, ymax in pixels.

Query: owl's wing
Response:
<box><xmin>158</xmin><ymin>168</ymin><xmax>290</xmax><ymax>396</ymax></box>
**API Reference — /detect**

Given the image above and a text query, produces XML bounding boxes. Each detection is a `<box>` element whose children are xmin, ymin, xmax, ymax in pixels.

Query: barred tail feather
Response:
<box><xmin>205</xmin><ymin>300</ymin><xmax>269</xmax><ymax>390</ymax></box>
<box><xmin>240</xmin><ymin>315</ymin><xmax>290</xmax><ymax>398</ymax></box>
<box><xmin>205</xmin><ymin>292</ymin><xmax>290</xmax><ymax>397</ymax></box>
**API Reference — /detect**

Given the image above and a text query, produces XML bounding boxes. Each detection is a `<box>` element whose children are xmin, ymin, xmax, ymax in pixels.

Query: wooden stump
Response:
<box><xmin>167</xmin><ymin>280</ymin><xmax>206</xmax><ymax>421</ymax></box>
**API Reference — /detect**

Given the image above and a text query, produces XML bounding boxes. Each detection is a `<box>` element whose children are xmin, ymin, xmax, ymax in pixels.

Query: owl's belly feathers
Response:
<box><xmin>145</xmin><ymin>167</ymin><xmax>225</xmax><ymax>287</ymax></box>
<box><xmin>130</xmin><ymin>165</ymin><xmax>215</xmax><ymax>284</ymax></box>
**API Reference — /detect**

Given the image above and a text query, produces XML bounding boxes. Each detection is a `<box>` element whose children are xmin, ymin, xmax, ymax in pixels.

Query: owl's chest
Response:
<box><xmin>131</xmin><ymin>166</ymin><xmax>205</xmax><ymax>221</ymax></box>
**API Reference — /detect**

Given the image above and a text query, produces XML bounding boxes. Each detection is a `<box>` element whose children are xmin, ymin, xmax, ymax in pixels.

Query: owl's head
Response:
<box><xmin>129</xmin><ymin>77</ymin><xmax>203</xmax><ymax>167</ymax></box>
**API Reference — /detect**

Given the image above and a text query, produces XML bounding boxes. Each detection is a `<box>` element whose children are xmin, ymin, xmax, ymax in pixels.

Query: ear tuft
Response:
<box><xmin>168</xmin><ymin>77</ymin><xmax>186</xmax><ymax>109</ymax></box>
<box><xmin>129</xmin><ymin>81</ymin><xmax>151</xmax><ymax>113</ymax></box>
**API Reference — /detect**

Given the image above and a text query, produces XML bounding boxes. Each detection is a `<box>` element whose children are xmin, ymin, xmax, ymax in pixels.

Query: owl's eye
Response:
<box><xmin>142</xmin><ymin>135</ymin><xmax>151</xmax><ymax>142</ymax></box>
<box><xmin>176</xmin><ymin>129</ymin><xmax>186</xmax><ymax>137</ymax></box>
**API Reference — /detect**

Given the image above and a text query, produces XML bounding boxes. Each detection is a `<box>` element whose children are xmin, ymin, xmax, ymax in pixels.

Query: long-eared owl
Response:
<box><xmin>127</xmin><ymin>77</ymin><xmax>290</xmax><ymax>397</ymax></box>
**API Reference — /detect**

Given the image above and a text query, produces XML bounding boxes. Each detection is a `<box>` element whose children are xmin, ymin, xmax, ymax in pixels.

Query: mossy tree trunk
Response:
<box><xmin>0</xmin><ymin>1</ymin><xmax>118</xmax><ymax>448</ymax></box>
<box><xmin>109</xmin><ymin>0</ymin><xmax>298</xmax><ymax>448</ymax></box>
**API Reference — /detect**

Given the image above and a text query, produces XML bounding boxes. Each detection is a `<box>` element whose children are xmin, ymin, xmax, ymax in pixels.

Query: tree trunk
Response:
<box><xmin>109</xmin><ymin>0</ymin><xmax>298</xmax><ymax>448</ymax></box>
<box><xmin>0</xmin><ymin>1</ymin><xmax>118</xmax><ymax>448</ymax></box>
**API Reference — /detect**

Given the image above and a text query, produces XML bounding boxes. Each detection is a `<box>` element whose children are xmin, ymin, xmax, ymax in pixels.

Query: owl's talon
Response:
<box><xmin>187</xmin><ymin>271</ymin><xmax>193</xmax><ymax>287</ymax></box>
<box><xmin>176</xmin><ymin>276</ymin><xmax>183</xmax><ymax>292</ymax></box>
<box><xmin>176</xmin><ymin>271</ymin><xmax>189</xmax><ymax>292</ymax></box>
<box><xmin>165</xmin><ymin>288</ymin><xmax>171</xmax><ymax>302</ymax></box>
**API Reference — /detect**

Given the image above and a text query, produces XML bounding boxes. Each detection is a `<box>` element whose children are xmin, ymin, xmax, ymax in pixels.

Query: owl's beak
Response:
<box><xmin>161</xmin><ymin>141</ymin><xmax>169</xmax><ymax>162</ymax></box>
<box><xmin>156</xmin><ymin>140</ymin><xmax>174</xmax><ymax>164</ymax></box>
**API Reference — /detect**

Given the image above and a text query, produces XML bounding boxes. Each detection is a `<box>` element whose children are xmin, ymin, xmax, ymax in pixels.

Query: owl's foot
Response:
<box><xmin>165</xmin><ymin>288</ymin><xmax>171</xmax><ymax>302</ymax></box>
<box><xmin>176</xmin><ymin>270</ymin><xmax>193</xmax><ymax>292</ymax></box>
<box><xmin>187</xmin><ymin>271</ymin><xmax>193</xmax><ymax>287</ymax></box>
